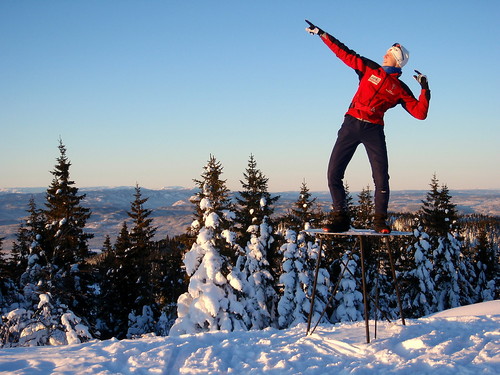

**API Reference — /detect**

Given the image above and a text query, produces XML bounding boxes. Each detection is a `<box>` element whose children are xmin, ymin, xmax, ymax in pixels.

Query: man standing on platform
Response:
<box><xmin>305</xmin><ymin>20</ymin><xmax>431</xmax><ymax>233</ymax></box>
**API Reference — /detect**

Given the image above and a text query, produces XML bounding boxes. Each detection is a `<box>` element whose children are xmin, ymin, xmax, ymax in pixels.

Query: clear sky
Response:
<box><xmin>1</xmin><ymin>0</ymin><xmax>499</xmax><ymax>193</ymax></box>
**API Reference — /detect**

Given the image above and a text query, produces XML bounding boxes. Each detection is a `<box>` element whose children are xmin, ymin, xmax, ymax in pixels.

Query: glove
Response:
<box><xmin>413</xmin><ymin>70</ymin><xmax>429</xmax><ymax>90</ymax></box>
<box><xmin>305</xmin><ymin>19</ymin><xmax>324</xmax><ymax>36</ymax></box>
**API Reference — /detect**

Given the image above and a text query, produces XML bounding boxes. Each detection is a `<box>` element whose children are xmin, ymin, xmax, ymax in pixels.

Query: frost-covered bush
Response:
<box><xmin>0</xmin><ymin>293</ymin><xmax>92</xmax><ymax>347</ymax></box>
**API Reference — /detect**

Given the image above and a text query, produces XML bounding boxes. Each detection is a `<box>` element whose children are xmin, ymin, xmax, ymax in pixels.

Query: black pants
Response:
<box><xmin>327</xmin><ymin>115</ymin><xmax>389</xmax><ymax>215</ymax></box>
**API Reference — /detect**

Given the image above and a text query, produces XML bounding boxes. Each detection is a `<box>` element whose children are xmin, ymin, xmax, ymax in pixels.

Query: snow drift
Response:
<box><xmin>0</xmin><ymin>301</ymin><xmax>498</xmax><ymax>374</ymax></box>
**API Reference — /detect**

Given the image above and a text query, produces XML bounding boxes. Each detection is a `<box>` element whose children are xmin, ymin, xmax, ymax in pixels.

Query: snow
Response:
<box><xmin>199</xmin><ymin>197</ymin><xmax>212</xmax><ymax>210</ymax></box>
<box><xmin>0</xmin><ymin>302</ymin><xmax>497</xmax><ymax>374</ymax></box>
<box><xmin>204</xmin><ymin>212</ymin><xmax>219</xmax><ymax>228</ymax></box>
<box><xmin>172</xmin><ymin>199</ymin><xmax>188</xmax><ymax>207</ymax></box>
<box><xmin>430</xmin><ymin>300</ymin><xmax>500</xmax><ymax>318</ymax></box>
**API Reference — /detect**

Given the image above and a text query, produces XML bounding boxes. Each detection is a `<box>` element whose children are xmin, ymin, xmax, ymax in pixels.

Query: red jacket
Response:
<box><xmin>321</xmin><ymin>33</ymin><xmax>430</xmax><ymax>125</ymax></box>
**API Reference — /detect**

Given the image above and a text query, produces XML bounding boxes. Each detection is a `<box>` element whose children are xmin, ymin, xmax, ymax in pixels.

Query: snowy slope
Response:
<box><xmin>0</xmin><ymin>301</ymin><xmax>498</xmax><ymax>374</ymax></box>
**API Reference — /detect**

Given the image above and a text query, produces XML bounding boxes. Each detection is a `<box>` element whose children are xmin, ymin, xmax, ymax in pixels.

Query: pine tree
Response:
<box><xmin>343</xmin><ymin>183</ymin><xmax>356</xmax><ymax>220</ymax></box>
<box><xmin>43</xmin><ymin>139</ymin><xmax>93</xmax><ymax>314</ymax></box>
<box><xmin>170</xmin><ymin>156</ymin><xmax>246</xmax><ymax>335</ymax></box>
<box><xmin>237</xmin><ymin>215</ymin><xmax>278</xmax><ymax>329</ymax></box>
<box><xmin>472</xmin><ymin>226</ymin><xmax>497</xmax><ymax>301</ymax></box>
<box><xmin>128</xmin><ymin>185</ymin><xmax>157</xmax><ymax>255</ymax></box>
<box><xmin>102</xmin><ymin>235</ymin><xmax>112</xmax><ymax>253</ymax></box>
<box><xmin>97</xmin><ymin>225</ymin><xmax>130</xmax><ymax>339</ymax></box>
<box><xmin>354</xmin><ymin>186</ymin><xmax>374</xmax><ymax>229</ymax></box>
<box><xmin>290</xmin><ymin>180</ymin><xmax>322</xmax><ymax>230</ymax></box>
<box><xmin>323</xmin><ymin>184</ymin><xmax>355</xmax><ymax>286</ymax></box>
<box><xmin>189</xmin><ymin>155</ymin><xmax>235</xmax><ymax>257</ymax></box>
<box><xmin>14</xmin><ymin>197</ymin><xmax>49</xmax><ymax>289</ymax></box>
<box><xmin>126</xmin><ymin>184</ymin><xmax>157</xmax><ymax>311</ymax></box>
<box><xmin>277</xmin><ymin>230</ymin><xmax>329</xmax><ymax>328</ymax></box>
<box><xmin>9</xmin><ymin>198</ymin><xmax>51</xmax><ymax>312</ymax></box>
<box><xmin>419</xmin><ymin>175</ymin><xmax>474</xmax><ymax>311</ymax></box>
<box><xmin>115</xmin><ymin>222</ymin><xmax>132</xmax><ymax>255</ymax></box>
<box><xmin>1</xmin><ymin>293</ymin><xmax>91</xmax><ymax>347</ymax></box>
<box><xmin>325</xmin><ymin>183</ymin><xmax>356</xmax><ymax>221</ymax></box>
<box><xmin>0</xmin><ymin>237</ymin><xmax>18</xmax><ymax>313</ymax></box>
<box><xmin>302</xmin><ymin>234</ymin><xmax>330</xmax><ymax>325</ymax></box>
<box><xmin>150</xmin><ymin>237</ymin><xmax>187</xmax><ymax>335</ymax></box>
<box><xmin>420</xmin><ymin>174</ymin><xmax>458</xmax><ymax>237</ymax></box>
<box><xmin>99</xmin><ymin>185</ymin><xmax>159</xmax><ymax>339</ymax></box>
<box><xmin>235</xmin><ymin>154</ymin><xmax>279</xmax><ymax>246</ymax></box>
<box><xmin>19</xmin><ymin>226</ymin><xmax>49</xmax><ymax>309</ymax></box>
<box><xmin>11</xmin><ymin>222</ymin><xmax>31</xmax><ymax>282</ymax></box>
<box><xmin>352</xmin><ymin>186</ymin><xmax>396</xmax><ymax>319</ymax></box>
<box><xmin>234</xmin><ymin>155</ymin><xmax>279</xmax><ymax>329</ymax></box>
<box><xmin>402</xmin><ymin>226</ymin><xmax>437</xmax><ymax>317</ymax></box>
<box><xmin>44</xmin><ymin>140</ymin><xmax>93</xmax><ymax>265</ymax></box>
<box><xmin>1</xmin><ymin>142</ymin><xmax>94</xmax><ymax>346</ymax></box>
<box><xmin>332</xmin><ymin>249</ymin><xmax>364</xmax><ymax>322</ymax></box>
<box><xmin>277</xmin><ymin>230</ymin><xmax>308</xmax><ymax>328</ymax></box>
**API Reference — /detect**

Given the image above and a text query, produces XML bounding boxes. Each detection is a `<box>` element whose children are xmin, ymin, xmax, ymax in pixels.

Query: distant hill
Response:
<box><xmin>1</xmin><ymin>187</ymin><xmax>498</xmax><ymax>251</ymax></box>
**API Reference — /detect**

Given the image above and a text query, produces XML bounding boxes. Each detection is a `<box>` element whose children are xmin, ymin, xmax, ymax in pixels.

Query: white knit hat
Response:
<box><xmin>389</xmin><ymin>43</ymin><xmax>410</xmax><ymax>68</ymax></box>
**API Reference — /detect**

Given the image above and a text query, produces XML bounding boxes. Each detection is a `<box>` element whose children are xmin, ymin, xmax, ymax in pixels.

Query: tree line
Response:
<box><xmin>0</xmin><ymin>141</ymin><xmax>498</xmax><ymax>346</ymax></box>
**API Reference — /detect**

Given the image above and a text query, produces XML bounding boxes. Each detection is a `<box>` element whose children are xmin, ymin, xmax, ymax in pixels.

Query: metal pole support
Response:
<box><xmin>306</xmin><ymin>238</ymin><xmax>323</xmax><ymax>335</ymax></box>
<box><xmin>359</xmin><ymin>235</ymin><xmax>371</xmax><ymax>343</ymax></box>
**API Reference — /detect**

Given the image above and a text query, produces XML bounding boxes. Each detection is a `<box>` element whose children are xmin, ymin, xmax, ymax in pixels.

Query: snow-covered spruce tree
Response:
<box><xmin>277</xmin><ymin>230</ymin><xmax>308</xmax><ymax>328</ymax></box>
<box><xmin>275</xmin><ymin>181</ymin><xmax>324</xmax><ymax>299</ymax></box>
<box><xmin>235</xmin><ymin>154</ymin><xmax>279</xmax><ymax>246</ymax></box>
<box><xmin>419</xmin><ymin>176</ymin><xmax>474</xmax><ymax>311</ymax></box>
<box><xmin>401</xmin><ymin>225</ymin><xmax>437</xmax><ymax>317</ymax></box>
<box><xmin>354</xmin><ymin>186</ymin><xmax>374</xmax><ymax>229</ymax></box>
<box><xmin>0</xmin><ymin>237</ymin><xmax>20</xmax><ymax>315</ymax></box>
<box><xmin>10</xmin><ymin>199</ymin><xmax>39</xmax><ymax>283</ymax></box>
<box><xmin>43</xmin><ymin>139</ymin><xmax>93</xmax><ymax>316</ymax></box>
<box><xmin>302</xmin><ymin>235</ymin><xmax>330</xmax><ymax>324</ymax></box>
<box><xmin>275</xmin><ymin>182</ymin><xmax>330</xmax><ymax>328</ymax></box>
<box><xmin>170</xmin><ymin>156</ymin><xmax>246</xmax><ymax>335</ymax></box>
<box><xmin>331</xmin><ymin>249</ymin><xmax>364</xmax><ymax>323</ymax></box>
<box><xmin>127</xmin><ymin>305</ymin><xmax>155</xmax><ymax>339</ymax></box>
<box><xmin>236</xmin><ymin>215</ymin><xmax>277</xmax><ymax>330</ymax></box>
<box><xmin>0</xmin><ymin>293</ymin><xmax>91</xmax><ymax>347</ymax></box>
<box><xmin>19</xmin><ymin>233</ymin><xmax>48</xmax><ymax>311</ymax></box>
<box><xmin>280</xmin><ymin>180</ymin><xmax>322</xmax><ymax>232</ymax></box>
<box><xmin>234</xmin><ymin>155</ymin><xmax>279</xmax><ymax>330</ymax></box>
<box><xmin>472</xmin><ymin>226</ymin><xmax>497</xmax><ymax>301</ymax></box>
<box><xmin>12</xmin><ymin>197</ymin><xmax>52</xmax><ymax>309</ymax></box>
<box><xmin>277</xmin><ymin>230</ymin><xmax>330</xmax><ymax>328</ymax></box>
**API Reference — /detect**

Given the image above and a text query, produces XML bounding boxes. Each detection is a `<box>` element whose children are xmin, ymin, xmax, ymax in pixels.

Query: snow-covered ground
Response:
<box><xmin>0</xmin><ymin>301</ymin><xmax>498</xmax><ymax>374</ymax></box>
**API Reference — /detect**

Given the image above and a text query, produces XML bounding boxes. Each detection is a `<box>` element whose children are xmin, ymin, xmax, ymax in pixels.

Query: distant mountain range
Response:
<box><xmin>1</xmin><ymin>187</ymin><xmax>499</xmax><ymax>251</ymax></box>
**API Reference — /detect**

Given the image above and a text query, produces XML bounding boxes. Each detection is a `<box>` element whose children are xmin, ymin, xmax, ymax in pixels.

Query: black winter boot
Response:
<box><xmin>374</xmin><ymin>214</ymin><xmax>391</xmax><ymax>234</ymax></box>
<box><xmin>323</xmin><ymin>211</ymin><xmax>350</xmax><ymax>232</ymax></box>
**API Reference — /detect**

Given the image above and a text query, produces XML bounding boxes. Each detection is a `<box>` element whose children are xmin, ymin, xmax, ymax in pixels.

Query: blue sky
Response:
<box><xmin>1</xmin><ymin>0</ymin><xmax>499</xmax><ymax>192</ymax></box>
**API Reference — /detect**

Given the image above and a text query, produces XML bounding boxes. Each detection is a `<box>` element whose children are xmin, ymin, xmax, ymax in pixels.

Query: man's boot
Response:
<box><xmin>323</xmin><ymin>211</ymin><xmax>350</xmax><ymax>232</ymax></box>
<box><xmin>374</xmin><ymin>214</ymin><xmax>391</xmax><ymax>234</ymax></box>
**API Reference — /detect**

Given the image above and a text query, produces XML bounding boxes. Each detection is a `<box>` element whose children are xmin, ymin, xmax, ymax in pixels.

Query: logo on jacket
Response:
<box><xmin>368</xmin><ymin>74</ymin><xmax>381</xmax><ymax>85</ymax></box>
<box><xmin>386</xmin><ymin>83</ymin><xmax>397</xmax><ymax>95</ymax></box>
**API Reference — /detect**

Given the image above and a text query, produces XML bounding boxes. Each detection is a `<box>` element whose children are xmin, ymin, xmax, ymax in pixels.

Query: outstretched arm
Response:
<box><xmin>305</xmin><ymin>20</ymin><xmax>379</xmax><ymax>74</ymax></box>
<box><xmin>399</xmin><ymin>80</ymin><xmax>431</xmax><ymax>120</ymax></box>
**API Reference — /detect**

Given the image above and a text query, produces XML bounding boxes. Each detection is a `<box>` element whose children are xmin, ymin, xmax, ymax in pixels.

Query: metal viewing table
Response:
<box><xmin>303</xmin><ymin>228</ymin><xmax>412</xmax><ymax>343</ymax></box>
